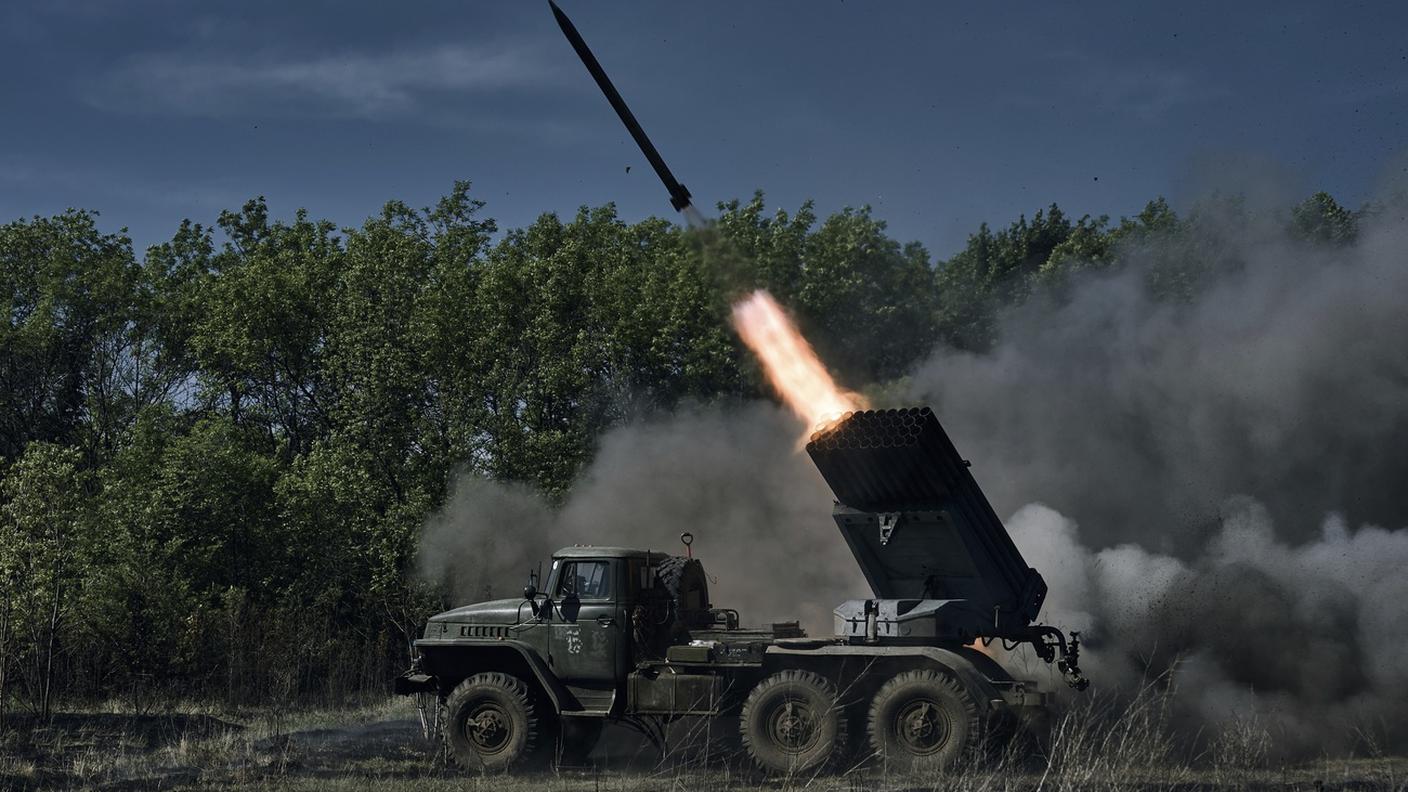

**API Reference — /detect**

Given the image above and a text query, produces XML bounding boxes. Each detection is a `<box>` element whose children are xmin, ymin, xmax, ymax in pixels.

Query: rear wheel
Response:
<box><xmin>443</xmin><ymin>672</ymin><xmax>538</xmax><ymax>772</ymax></box>
<box><xmin>866</xmin><ymin>669</ymin><xmax>980</xmax><ymax>771</ymax></box>
<box><xmin>740</xmin><ymin>670</ymin><xmax>846</xmax><ymax>775</ymax></box>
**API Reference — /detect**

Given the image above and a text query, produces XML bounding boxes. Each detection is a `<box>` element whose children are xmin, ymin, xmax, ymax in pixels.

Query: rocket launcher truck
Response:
<box><xmin>395</xmin><ymin>407</ymin><xmax>1087</xmax><ymax>775</ymax></box>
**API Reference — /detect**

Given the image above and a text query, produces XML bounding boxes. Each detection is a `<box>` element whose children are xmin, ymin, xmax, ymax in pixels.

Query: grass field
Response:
<box><xmin>2</xmin><ymin>696</ymin><xmax>1405</xmax><ymax>791</ymax></box>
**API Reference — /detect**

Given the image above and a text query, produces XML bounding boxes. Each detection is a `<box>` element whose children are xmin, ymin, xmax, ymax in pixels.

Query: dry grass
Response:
<box><xmin>2</xmin><ymin>690</ymin><xmax>1405</xmax><ymax>792</ymax></box>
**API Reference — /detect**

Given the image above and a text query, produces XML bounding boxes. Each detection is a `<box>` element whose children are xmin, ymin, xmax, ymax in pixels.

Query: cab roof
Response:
<box><xmin>551</xmin><ymin>545</ymin><xmax>669</xmax><ymax>560</ymax></box>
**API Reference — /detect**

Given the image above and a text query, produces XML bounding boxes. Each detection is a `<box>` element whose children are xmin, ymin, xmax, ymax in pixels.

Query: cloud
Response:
<box><xmin>1003</xmin><ymin>47</ymin><xmax>1229</xmax><ymax>122</ymax></box>
<box><xmin>84</xmin><ymin>41</ymin><xmax>561</xmax><ymax>119</ymax></box>
<box><xmin>0</xmin><ymin>154</ymin><xmax>241</xmax><ymax>220</ymax></box>
<box><xmin>1087</xmin><ymin>65</ymin><xmax>1212</xmax><ymax>122</ymax></box>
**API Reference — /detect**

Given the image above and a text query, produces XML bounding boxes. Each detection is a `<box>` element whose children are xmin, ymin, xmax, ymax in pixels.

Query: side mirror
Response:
<box><xmin>524</xmin><ymin>564</ymin><xmax>548</xmax><ymax>618</ymax></box>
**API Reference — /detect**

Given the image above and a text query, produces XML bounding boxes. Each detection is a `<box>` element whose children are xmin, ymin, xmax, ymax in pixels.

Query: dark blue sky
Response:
<box><xmin>3</xmin><ymin>1</ymin><xmax>1406</xmax><ymax>257</ymax></box>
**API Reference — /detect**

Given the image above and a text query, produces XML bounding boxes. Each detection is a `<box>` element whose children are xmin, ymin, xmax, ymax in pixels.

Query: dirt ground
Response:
<box><xmin>2</xmin><ymin>699</ymin><xmax>1405</xmax><ymax>791</ymax></box>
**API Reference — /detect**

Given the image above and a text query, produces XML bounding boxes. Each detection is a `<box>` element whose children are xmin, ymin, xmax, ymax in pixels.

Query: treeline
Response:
<box><xmin>0</xmin><ymin>183</ymin><xmax>1362</xmax><ymax>715</ymax></box>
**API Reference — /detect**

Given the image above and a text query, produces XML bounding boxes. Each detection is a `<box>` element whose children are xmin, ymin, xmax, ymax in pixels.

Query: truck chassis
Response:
<box><xmin>398</xmin><ymin>407</ymin><xmax>1086</xmax><ymax>775</ymax></box>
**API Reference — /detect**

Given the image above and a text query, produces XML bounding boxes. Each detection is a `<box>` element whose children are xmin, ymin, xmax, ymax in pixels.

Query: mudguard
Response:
<box><xmin>414</xmin><ymin>637</ymin><xmax>577</xmax><ymax>713</ymax></box>
<box><xmin>764</xmin><ymin>643</ymin><xmax>1011</xmax><ymax>714</ymax></box>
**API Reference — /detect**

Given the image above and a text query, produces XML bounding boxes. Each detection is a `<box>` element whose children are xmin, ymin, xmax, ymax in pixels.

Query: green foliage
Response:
<box><xmin>1291</xmin><ymin>191</ymin><xmax>1357</xmax><ymax>245</ymax></box>
<box><xmin>0</xmin><ymin>443</ymin><xmax>97</xmax><ymax>716</ymax></box>
<box><xmin>470</xmin><ymin>206</ymin><xmax>741</xmax><ymax>492</ymax></box>
<box><xmin>933</xmin><ymin>198</ymin><xmax>1190</xmax><ymax>348</ymax></box>
<box><xmin>0</xmin><ymin>183</ymin><xmax>1359</xmax><ymax>709</ymax></box>
<box><xmin>713</xmin><ymin>195</ymin><xmax>938</xmax><ymax>383</ymax></box>
<box><xmin>0</xmin><ymin>212</ymin><xmax>141</xmax><ymax>461</ymax></box>
<box><xmin>934</xmin><ymin>205</ymin><xmax>1074</xmax><ymax>350</ymax></box>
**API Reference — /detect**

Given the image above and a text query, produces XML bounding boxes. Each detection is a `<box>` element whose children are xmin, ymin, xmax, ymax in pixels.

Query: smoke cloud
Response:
<box><xmin>1005</xmin><ymin>500</ymin><xmax>1408</xmax><ymax>756</ymax></box>
<box><xmin>912</xmin><ymin>190</ymin><xmax>1408</xmax><ymax>755</ymax></box>
<box><xmin>420</xmin><ymin>185</ymin><xmax>1408</xmax><ymax>756</ymax></box>
<box><xmin>907</xmin><ymin>196</ymin><xmax>1408</xmax><ymax>552</ymax></box>
<box><xmin>420</xmin><ymin>403</ymin><xmax>866</xmax><ymax>634</ymax></box>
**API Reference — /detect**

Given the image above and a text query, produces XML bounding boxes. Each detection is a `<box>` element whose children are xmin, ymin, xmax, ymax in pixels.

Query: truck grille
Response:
<box><xmin>455</xmin><ymin>624</ymin><xmax>509</xmax><ymax>639</ymax></box>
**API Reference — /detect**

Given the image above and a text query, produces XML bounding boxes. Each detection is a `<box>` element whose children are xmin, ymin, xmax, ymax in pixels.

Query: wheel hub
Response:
<box><xmin>896</xmin><ymin>699</ymin><xmax>949</xmax><ymax>754</ymax></box>
<box><xmin>466</xmin><ymin>704</ymin><xmax>511</xmax><ymax>753</ymax></box>
<box><xmin>769</xmin><ymin>699</ymin><xmax>817</xmax><ymax>752</ymax></box>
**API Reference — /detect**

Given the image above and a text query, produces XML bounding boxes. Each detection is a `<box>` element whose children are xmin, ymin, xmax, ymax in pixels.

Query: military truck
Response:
<box><xmin>396</xmin><ymin>407</ymin><xmax>1086</xmax><ymax>774</ymax></box>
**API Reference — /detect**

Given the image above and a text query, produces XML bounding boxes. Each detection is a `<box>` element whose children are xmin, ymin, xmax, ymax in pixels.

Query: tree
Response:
<box><xmin>792</xmin><ymin>207</ymin><xmax>937</xmax><ymax>383</ymax></box>
<box><xmin>0</xmin><ymin>443</ymin><xmax>95</xmax><ymax>718</ymax></box>
<box><xmin>1038</xmin><ymin>198</ymin><xmax>1181</xmax><ymax>287</ymax></box>
<box><xmin>1291</xmin><ymin>191</ymin><xmax>1357</xmax><ymax>245</ymax></box>
<box><xmin>934</xmin><ymin>205</ymin><xmax>1074</xmax><ymax>351</ymax></box>
<box><xmin>188</xmin><ymin>199</ymin><xmax>342</xmax><ymax>454</ymax></box>
<box><xmin>471</xmin><ymin>205</ymin><xmax>740</xmax><ymax>493</ymax></box>
<box><xmin>713</xmin><ymin>195</ymin><xmax>939</xmax><ymax>384</ymax></box>
<box><xmin>711</xmin><ymin>193</ymin><xmax>816</xmax><ymax>301</ymax></box>
<box><xmin>0</xmin><ymin>211</ymin><xmax>140</xmax><ymax>462</ymax></box>
<box><xmin>0</xmin><ymin>182</ymin><xmax>1368</xmax><ymax>711</ymax></box>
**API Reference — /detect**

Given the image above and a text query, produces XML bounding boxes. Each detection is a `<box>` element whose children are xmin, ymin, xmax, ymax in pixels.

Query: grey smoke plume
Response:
<box><xmin>420</xmin><ymin>403</ymin><xmax>866</xmax><ymax>634</ymax></box>
<box><xmin>907</xmin><ymin>198</ymin><xmax>1408</xmax><ymax>553</ymax></box>
<box><xmin>420</xmin><ymin>187</ymin><xmax>1408</xmax><ymax>755</ymax></box>
<box><xmin>1005</xmin><ymin>500</ymin><xmax>1408</xmax><ymax>756</ymax></box>
<box><xmin>912</xmin><ymin>192</ymin><xmax>1408</xmax><ymax>754</ymax></box>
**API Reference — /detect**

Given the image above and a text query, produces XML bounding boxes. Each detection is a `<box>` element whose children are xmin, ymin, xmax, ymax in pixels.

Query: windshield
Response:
<box><xmin>554</xmin><ymin>560</ymin><xmax>611</xmax><ymax>600</ymax></box>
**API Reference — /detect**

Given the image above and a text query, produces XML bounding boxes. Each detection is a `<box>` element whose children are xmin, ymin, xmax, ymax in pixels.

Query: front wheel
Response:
<box><xmin>443</xmin><ymin>672</ymin><xmax>539</xmax><ymax>772</ymax></box>
<box><xmin>866</xmin><ymin>669</ymin><xmax>980</xmax><ymax>771</ymax></box>
<box><xmin>740</xmin><ymin>670</ymin><xmax>847</xmax><ymax>775</ymax></box>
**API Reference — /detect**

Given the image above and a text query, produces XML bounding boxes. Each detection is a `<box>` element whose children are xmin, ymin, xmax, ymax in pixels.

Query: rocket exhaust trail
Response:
<box><xmin>549</xmin><ymin>0</ymin><xmax>701</xmax><ymax>224</ymax></box>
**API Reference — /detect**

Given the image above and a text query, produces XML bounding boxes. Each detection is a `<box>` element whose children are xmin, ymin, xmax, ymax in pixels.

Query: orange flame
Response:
<box><xmin>731</xmin><ymin>290</ymin><xmax>867</xmax><ymax>430</ymax></box>
<box><xmin>969</xmin><ymin>639</ymin><xmax>998</xmax><ymax>658</ymax></box>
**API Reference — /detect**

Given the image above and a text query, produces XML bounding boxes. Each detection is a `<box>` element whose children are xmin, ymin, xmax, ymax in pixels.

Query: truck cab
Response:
<box><xmin>539</xmin><ymin>548</ymin><xmax>635</xmax><ymax>711</ymax></box>
<box><xmin>406</xmin><ymin>547</ymin><xmax>712</xmax><ymax>703</ymax></box>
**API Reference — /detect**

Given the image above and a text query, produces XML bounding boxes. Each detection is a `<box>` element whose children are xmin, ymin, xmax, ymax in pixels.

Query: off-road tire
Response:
<box><xmin>551</xmin><ymin>717</ymin><xmax>603</xmax><ymax>768</ymax></box>
<box><xmin>866</xmin><ymin>669</ymin><xmax>980</xmax><ymax>772</ymax></box>
<box><xmin>657</xmin><ymin>556</ymin><xmax>710</xmax><ymax>622</ymax></box>
<box><xmin>740</xmin><ymin>670</ymin><xmax>847</xmax><ymax>775</ymax></box>
<box><xmin>655</xmin><ymin>555</ymin><xmax>692</xmax><ymax>592</ymax></box>
<box><xmin>443</xmin><ymin>672</ymin><xmax>538</xmax><ymax>772</ymax></box>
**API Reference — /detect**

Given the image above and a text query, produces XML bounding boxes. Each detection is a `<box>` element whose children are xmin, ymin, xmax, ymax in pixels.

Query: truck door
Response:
<box><xmin>548</xmin><ymin>558</ymin><xmax>621</xmax><ymax>711</ymax></box>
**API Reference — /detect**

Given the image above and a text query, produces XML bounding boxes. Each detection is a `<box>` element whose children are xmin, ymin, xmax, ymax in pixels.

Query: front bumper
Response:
<box><xmin>393</xmin><ymin>671</ymin><xmax>437</xmax><ymax>695</ymax></box>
